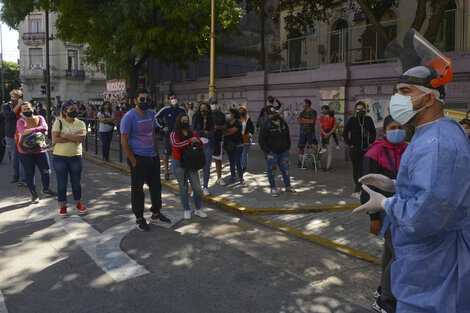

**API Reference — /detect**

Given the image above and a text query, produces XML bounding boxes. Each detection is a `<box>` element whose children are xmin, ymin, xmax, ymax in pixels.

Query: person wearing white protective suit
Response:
<box><xmin>354</xmin><ymin>29</ymin><xmax>470</xmax><ymax>313</ymax></box>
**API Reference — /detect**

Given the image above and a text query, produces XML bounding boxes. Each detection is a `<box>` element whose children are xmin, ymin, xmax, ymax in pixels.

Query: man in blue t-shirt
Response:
<box><xmin>120</xmin><ymin>88</ymin><xmax>171</xmax><ymax>231</ymax></box>
<box><xmin>155</xmin><ymin>93</ymin><xmax>186</xmax><ymax>180</ymax></box>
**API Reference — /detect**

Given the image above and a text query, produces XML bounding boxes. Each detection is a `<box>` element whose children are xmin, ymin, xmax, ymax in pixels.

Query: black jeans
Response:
<box><xmin>349</xmin><ymin>147</ymin><xmax>366</xmax><ymax>192</ymax></box>
<box><xmin>127</xmin><ymin>155</ymin><xmax>162</xmax><ymax>219</ymax></box>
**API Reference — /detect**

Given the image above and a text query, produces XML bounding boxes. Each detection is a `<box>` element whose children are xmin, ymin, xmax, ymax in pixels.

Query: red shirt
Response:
<box><xmin>323</xmin><ymin>116</ymin><xmax>336</xmax><ymax>129</ymax></box>
<box><xmin>170</xmin><ymin>131</ymin><xmax>203</xmax><ymax>161</ymax></box>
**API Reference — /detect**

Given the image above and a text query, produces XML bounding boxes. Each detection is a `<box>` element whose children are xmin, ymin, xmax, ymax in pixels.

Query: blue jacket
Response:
<box><xmin>385</xmin><ymin>118</ymin><xmax>470</xmax><ymax>313</ymax></box>
<box><xmin>155</xmin><ymin>105</ymin><xmax>186</xmax><ymax>137</ymax></box>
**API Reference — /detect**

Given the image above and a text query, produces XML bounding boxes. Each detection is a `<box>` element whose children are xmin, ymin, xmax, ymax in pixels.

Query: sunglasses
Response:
<box><xmin>138</xmin><ymin>97</ymin><xmax>152</xmax><ymax>103</ymax></box>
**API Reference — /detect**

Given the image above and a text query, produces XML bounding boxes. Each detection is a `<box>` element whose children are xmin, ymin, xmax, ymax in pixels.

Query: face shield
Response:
<box><xmin>385</xmin><ymin>28</ymin><xmax>453</xmax><ymax>100</ymax></box>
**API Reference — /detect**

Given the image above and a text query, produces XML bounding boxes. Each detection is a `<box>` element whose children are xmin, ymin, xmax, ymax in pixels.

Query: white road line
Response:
<box><xmin>56</xmin><ymin>216</ymin><xmax>149</xmax><ymax>283</ymax></box>
<box><xmin>0</xmin><ymin>289</ymin><xmax>8</xmax><ymax>313</ymax></box>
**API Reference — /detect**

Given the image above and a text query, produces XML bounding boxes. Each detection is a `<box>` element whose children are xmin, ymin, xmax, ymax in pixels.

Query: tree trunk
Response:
<box><xmin>127</xmin><ymin>53</ymin><xmax>150</xmax><ymax>101</ymax></box>
<box><xmin>356</xmin><ymin>0</ymin><xmax>391</xmax><ymax>44</ymax></box>
<box><xmin>424</xmin><ymin>0</ymin><xmax>453</xmax><ymax>43</ymax></box>
<box><xmin>410</xmin><ymin>0</ymin><xmax>427</xmax><ymax>32</ymax></box>
<box><xmin>260</xmin><ymin>0</ymin><xmax>265</xmax><ymax>71</ymax></box>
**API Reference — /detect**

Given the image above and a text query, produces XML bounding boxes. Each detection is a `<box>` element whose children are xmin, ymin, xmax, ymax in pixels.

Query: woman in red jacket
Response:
<box><xmin>170</xmin><ymin>113</ymin><xmax>207</xmax><ymax>220</ymax></box>
<box><xmin>360</xmin><ymin>115</ymin><xmax>408</xmax><ymax>313</ymax></box>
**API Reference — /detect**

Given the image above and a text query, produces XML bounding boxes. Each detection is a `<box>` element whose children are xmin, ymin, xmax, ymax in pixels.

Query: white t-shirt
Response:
<box><xmin>97</xmin><ymin>111</ymin><xmax>115</xmax><ymax>132</ymax></box>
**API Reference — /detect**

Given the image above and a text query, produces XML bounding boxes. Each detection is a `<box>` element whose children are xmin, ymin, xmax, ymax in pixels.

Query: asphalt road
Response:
<box><xmin>0</xmin><ymin>155</ymin><xmax>379</xmax><ymax>313</ymax></box>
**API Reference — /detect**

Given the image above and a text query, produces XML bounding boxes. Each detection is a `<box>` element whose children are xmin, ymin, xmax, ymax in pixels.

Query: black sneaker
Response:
<box><xmin>373</xmin><ymin>286</ymin><xmax>382</xmax><ymax>299</ymax></box>
<box><xmin>17</xmin><ymin>181</ymin><xmax>27</xmax><ymax>187</ymax></box>
<box><xmin>372</xmin><ymin>298</ymin><xmax>396</xmax><ymax>313</ymax></box>
<box><xmin>164</xmin><ymin>173</ymin><xmax>170</xmax><ymax>180</ymax></box>
<box><xmin>135</xmin><ymin>218</ymin><xmax>150</xmax><ymax>231</ymax></box>
<box><xmin>10</xmin><ymin>176</ymin><xmax>19</xmax><ymax>183</ymax></box>
<box><xmin>151</xmin><ymin>212</ymin><xmax>171</xmax><ymax>224</ymax></box>
<box><xmin>31</xmin><ymin>193</ymin><xmax>40</xmax><ymax>204</ymax></box>
<box><xmin>41</xmin><ymin>189</ymin><xmax>57</xmax><ymax>197</ymax></box>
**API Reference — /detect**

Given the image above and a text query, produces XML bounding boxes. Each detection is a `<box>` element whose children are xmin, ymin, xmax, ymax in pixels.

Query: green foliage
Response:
<box><xmin>0</xmin><ymin>61</ymin><xmax>21</xmax><ymax>101</ymax></box>
<box><xmin>0</xmin><ymin>0</ymin><xmax>243</xmax><ymax>93</ymax></box>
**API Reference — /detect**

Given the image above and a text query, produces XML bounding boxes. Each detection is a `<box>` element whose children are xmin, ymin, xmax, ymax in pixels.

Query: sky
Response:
<box><xmin>1</xmin><ymin>22</ymin><xmax>19</xmax><ymax>62</ymax></box>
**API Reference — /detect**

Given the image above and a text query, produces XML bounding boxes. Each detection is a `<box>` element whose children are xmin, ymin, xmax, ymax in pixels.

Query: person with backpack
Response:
<box><xmin>170</xmin><ymin>113</ymin><xmax>207</xmax><ymax>220</ymax></box>
<box><xmin>256</xmin><ymin>96</ymin><xmax>282</xmax><ymax>133</ymax></box>
<box><xmin>360</xmin><ymin>115</ymin><xmax>407</xmax><ymax>313</ymax></box>
<box><xmin>258</xmin><ymin>105</ymin><xmax>297</xmax><ymax>196</ymax></box>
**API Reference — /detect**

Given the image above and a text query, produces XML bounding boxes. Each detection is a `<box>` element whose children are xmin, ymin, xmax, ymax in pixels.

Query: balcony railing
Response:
<box><xmin>65</xmin><ymin>69</ymin><xmax>85</xmax><ymax>79</ymax></box>
<box><xmin>22</xmin><ymin>32</ymin><xmax>46</xmax><ymax>45</ymax></box>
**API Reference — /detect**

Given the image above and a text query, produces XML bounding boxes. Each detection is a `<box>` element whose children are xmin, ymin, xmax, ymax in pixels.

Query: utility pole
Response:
<box><xmin>45</xmin><ymin>10</ymin><xmax>52</xmax><ymax>138</ymax></box>
<box><xmin>208</xmin><ymin>0</ymin><xmax>216</xmax><ymax>98</ymax></box>
<box><xmin>0</xmin><ymin>24</ymin><xmax>5</xmax><ymax>103</ymax></box>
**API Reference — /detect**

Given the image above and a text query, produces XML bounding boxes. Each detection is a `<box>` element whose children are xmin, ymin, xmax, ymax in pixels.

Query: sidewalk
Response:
<box><xmin>85</xmin><ymin>133</ymin><xmax>383</xmax><ymax>264</ymax></box>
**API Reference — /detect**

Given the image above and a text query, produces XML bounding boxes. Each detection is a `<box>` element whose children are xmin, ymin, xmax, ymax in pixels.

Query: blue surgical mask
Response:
<box><xmin>386</xmin><ymin>129</ymin><xmax>406</xmax><ymax>144</ymax></box>
<box><xmin>389</xmin><ymin>93</ymin><xmax>427</xmax><ymax>125</ymax></box>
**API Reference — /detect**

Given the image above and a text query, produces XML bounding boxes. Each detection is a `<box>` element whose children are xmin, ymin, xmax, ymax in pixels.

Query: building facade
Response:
<box><xmin>148</xmin><ymin>0</ymin><xmax>470</xmax><ymax>156</ymax></box>
<box><xmin>18</xmin><ymin>11</ymin><xmax>106</xmax><ymax>107</ymax></box>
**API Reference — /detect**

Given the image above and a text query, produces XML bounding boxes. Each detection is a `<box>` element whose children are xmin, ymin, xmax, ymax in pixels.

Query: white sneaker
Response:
<box><xmin>194</xmin><ymin>209</ymin><xmax>208</xmax><ymax>218</ymax></box>
<box><xmin>285</xmin><ymin>187</ymin><xmax>298</xmax><ymax>193</ymax></box>
<box><xmin>202</xmin><ymin>188</ymin><xmax>210</xmax><ymax>196</ymax></box>
<box><xmin>319</xmin><ymin>148</ymin><xmax>327</xmax><ymax>154</ymax></box>
<box><xmin>336</xmin><ymin>146</ymin><xmax>341</xmax><ymax>150</ymax></box>
<box><xmin>216</xmin><ymin>178</ymin><xmax>227</xmax><ymax>186</ymax></box>
<box><xmin>184</xmin><ymin>210</ymin><xmax>191</xmax><ymax>220</ymax></box>
<box><xmin>271</xmin><ymin>188</ymin><xmax>280</xmax><ymax>197</ymax></box>
<box><xmin>190</xmin><ymin>191</ymin><xmax>194</xmax><ymax>197</ymax></box>
<box><xmin>351</xmin><ymin>192</ymin><xmax>361</xmax><ymax>200</ymax></box>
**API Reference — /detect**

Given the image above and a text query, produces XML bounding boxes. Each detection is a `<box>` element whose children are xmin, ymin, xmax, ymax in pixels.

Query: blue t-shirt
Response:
<box><xmin>120</xmin><ymin>109</ymin><xmax>157</xmax><ymax>157</ymax></box>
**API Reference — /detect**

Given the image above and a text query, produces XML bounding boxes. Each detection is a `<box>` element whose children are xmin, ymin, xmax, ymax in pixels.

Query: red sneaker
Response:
<box><xmin>59</xmin><ymin>206</ymin><xmax>68</xmax><ymax>218</ymax></box>
<box><xmin>76</xmin><ymin>203</ymin><xmax>88</xmax><ymax>215</ymax></box>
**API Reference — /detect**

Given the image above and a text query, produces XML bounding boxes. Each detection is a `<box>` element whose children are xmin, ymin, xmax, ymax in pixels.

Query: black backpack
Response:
<box><xmin>181</xmin><ymin>142</ymin><xmax>206</xmax><ymax>171</ymax></box>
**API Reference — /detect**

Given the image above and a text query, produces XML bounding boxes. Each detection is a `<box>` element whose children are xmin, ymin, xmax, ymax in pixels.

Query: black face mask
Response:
<box><xmin>23</xmin><ymin>111</ymin><xmax>33</xmax><ymax>117</ymax></box>
<box><xmin>201</xmin><ymin>110</ymin><xmax>208</xmax><ymax>115</ymax></box>
<box><xmin>240</xmin><ymin>112</ymin><xmax>246</xmax><ymax>117</ymax></box>
<box><xmin>67</xmin><ymin>110</ymin><xmax>78</xmax><ymax>118</ymax></box>
<box><xmin>138</xmin><ymin>102</ymin><xmax>150</xmax><ymax>111</ymax></box>
<box><xmin>11</xmin><ymin>99</ymin><xmax>18</xmax><ymax>105</ymax></box>
<box><xmin>356</xmin><ymin>110</ymin><xmax>365</xmax><ymax>118</ymax></box>
<box><xmin>271</xmin><ymin>115</ymin><xmax>280</xmax><ymax>121</ymax></box>
<box><xmin>180</xmin><ymin>122</ymin><xmax>189</xmax><ymax>129</ymax></box>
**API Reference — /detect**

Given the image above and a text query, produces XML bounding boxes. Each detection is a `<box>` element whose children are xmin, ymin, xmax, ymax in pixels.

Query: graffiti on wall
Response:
<box><xmin>358</xmin><ymin>98</ymin><xmax>390</xmax><ymax>128</ymax></box>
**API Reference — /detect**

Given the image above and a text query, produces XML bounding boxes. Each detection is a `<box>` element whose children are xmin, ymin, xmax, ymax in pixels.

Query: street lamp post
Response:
<box><xmin>0</xmin><ymin>24</ymin><xmax>5</xmax><ymax>103</ymax></box>
<box><xmin>45</xmin><ymin>10</ymin><xmax>52</xmax><ymax>138</ymax></box>
<box><xmin>208</xmin><ymin>0</ymin><xmax>216</xmax><ymax>98</ymax></box>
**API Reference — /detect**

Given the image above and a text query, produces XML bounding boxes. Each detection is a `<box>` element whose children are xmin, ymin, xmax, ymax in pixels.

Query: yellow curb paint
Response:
<box><xmin>247</xmin><ymin>215</ymin><xmax>381</xmax><ymax>265</ymax></box>
<box><xmin>242</xmin><ymin>204</ymin><xmax>359</xmax><ymax>215</ymax></box>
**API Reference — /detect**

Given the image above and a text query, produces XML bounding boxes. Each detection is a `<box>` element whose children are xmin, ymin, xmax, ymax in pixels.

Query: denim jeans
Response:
<box><xmin>202</xmin><ymin>144</ymin><xmax>213</xmax><ymax>189</ymax></box>
<box><xmin>18</xmin><ymin>152</ymin><xmax>51</xmax><ymax>195</ymax></box>
<box><xmin>226</xmin><ymin>146</ymin><xmax>243</xmax><ymax>180</ymax></box>
<box><xmin>241</xmin><ymin>138</ymin><xmax>251</xmax><ymax>170</ymax></box>
<box><xmin>127</xmin><ymin>155</ymin><xmax>162</xmax><ymax>219</ymax></box>
<box><xmin>53</xmin><ymin>155</ymin><xmax>83</xmax><ymax>205</ymax></box>
<box><xmin>172</xmin><ymin>159</ymin><xmax>202</xmax><ymax>211</ymax></box>
<box><xmin>99</xmin><ymin>129</ymin><xmax>113</xmax><ymax>161</ymax></box>
<box><xmin>5</xmin><ymin>137</ymin><xmax>20</xmax><ymax>178</ymax></box>
<box><xmin>264</xmin><ymin>150</ymin><xmax>291</xmax><ymax>188</ymax></box>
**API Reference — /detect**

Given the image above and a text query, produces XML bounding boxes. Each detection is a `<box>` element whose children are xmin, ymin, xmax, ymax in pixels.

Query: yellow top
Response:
<box><xmin>52</xmin><ymin>118</ymin><xmax>86</xmax><ymax>157</ymax></box>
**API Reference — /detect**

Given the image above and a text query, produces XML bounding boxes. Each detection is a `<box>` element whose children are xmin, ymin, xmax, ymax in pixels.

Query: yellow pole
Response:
<box><xmin>209</xmin><ymin>0</ymin><xmax>216</xmax><ymax>98</ymax></box>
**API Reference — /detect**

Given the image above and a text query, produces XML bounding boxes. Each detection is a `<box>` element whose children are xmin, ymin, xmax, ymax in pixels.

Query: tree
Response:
<box><xmin>0</xmin><ymin>0</ymin><xmax>243</xmax><ymax>97</ymax></box>
<box><xmin>0</xmin><ymin>61</ymin><xmax>21</xmax><ymax>102</ymax></box>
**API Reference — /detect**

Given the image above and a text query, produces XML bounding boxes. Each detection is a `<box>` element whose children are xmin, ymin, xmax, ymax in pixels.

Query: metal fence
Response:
<box><xmin>212</xmin><ymin>8</ymin><xmax>466</xmax><ymax>75</ymax></box>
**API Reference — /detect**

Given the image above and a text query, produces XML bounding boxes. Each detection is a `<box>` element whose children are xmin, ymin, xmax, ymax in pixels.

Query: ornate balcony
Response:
<box><xmin>22</xmin><ymin>32</ymin><xmax>46</xmax><ymax>45</ymax></box>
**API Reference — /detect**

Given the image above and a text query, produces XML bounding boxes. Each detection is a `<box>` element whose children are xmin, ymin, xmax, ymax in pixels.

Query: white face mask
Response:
<box><xmin>170</xmin><ymin>99</ymin><xmax>177</xmax><ymax>105</ymax></box>
<box><xmin>211</xmin><ymin>104</ymin><xmax>217</xmax><ymax>111</ymax></box>
<box><xmin>389</xmin><ymin>92</ymin><xmax>427</xmax><ymax>125</ymax></box>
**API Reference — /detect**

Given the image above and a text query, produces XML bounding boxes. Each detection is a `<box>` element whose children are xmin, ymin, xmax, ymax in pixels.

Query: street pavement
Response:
<box><xmin>86</xmin><ymin>133</ymin><xmax>384</xmax><ymax>262</ymax></box>
<box><xmin>0</xmin><ymin>146</ymin><xmax>381</xmax><ymax>312</ymax></box>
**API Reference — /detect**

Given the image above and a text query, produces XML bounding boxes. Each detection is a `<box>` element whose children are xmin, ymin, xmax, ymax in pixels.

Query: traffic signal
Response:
<box><xmin>40</xmin><ymin>85</ymin><xmax>46</xmax><ymax>95</ymax></box>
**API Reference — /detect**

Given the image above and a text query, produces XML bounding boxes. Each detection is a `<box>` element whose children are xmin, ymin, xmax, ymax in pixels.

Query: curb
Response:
<box><xmin>83</xmin><ymin>152</ymin><xmax>376</xmax><ymax>264</ymax></box>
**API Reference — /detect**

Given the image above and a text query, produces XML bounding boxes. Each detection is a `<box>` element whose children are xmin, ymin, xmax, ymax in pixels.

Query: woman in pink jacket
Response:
<box><xmin>17</xmin><ymin>101</ymin><xmax>54</xmax><ymax>203</ymax></box>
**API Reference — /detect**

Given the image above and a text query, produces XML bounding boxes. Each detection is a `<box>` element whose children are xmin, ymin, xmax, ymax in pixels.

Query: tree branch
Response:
<box><xmin>356</xmin><ymin>0</ymin><xmax>390</xmax><ymax>44</ymax></box>
<box><xmin>411</xmin><ymin>0</ymin><xmax>427</xmax><ymax>32</ymax></box>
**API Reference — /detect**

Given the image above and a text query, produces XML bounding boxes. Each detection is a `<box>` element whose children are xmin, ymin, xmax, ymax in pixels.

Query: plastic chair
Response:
<box><xmin>301</xmin><ymin>146</ymin><xmax>321</xmax><ymax>172</ymax></box>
